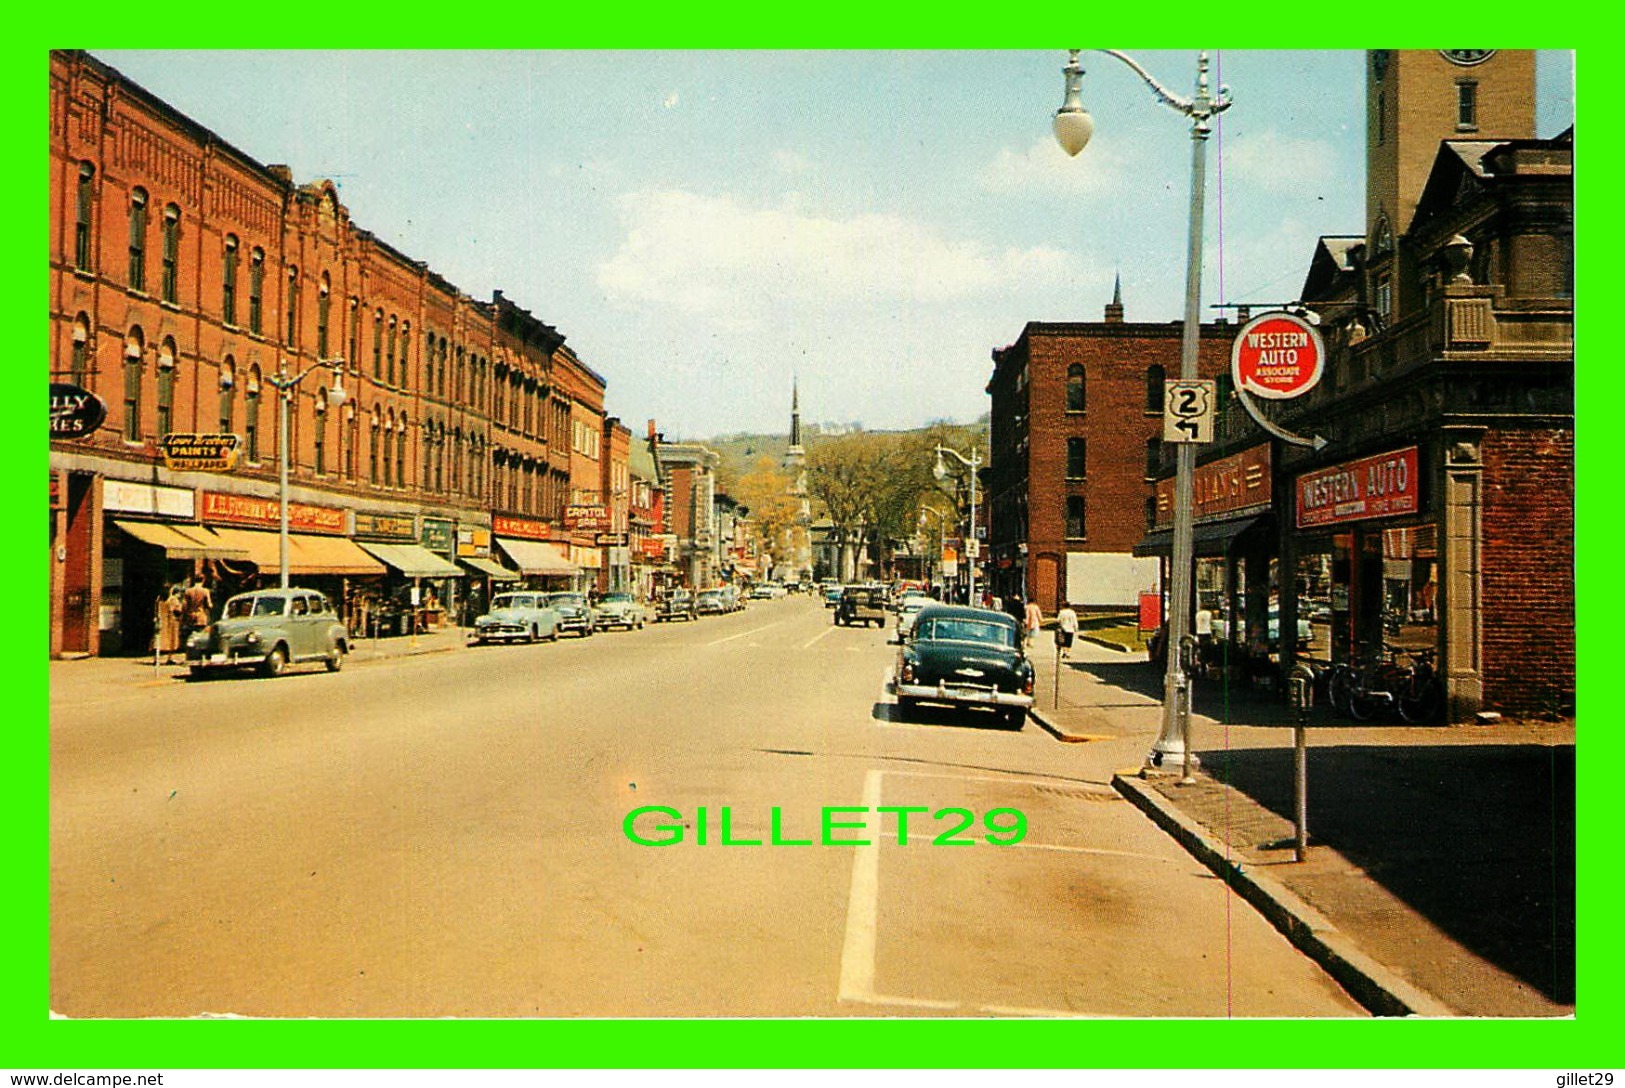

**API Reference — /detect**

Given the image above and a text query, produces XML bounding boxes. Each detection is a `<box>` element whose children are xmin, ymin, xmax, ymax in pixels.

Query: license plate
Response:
<box><xmin>210</xmin><ymin>653</ymin><xmax>227</xmax><ymax>663</ymax></box>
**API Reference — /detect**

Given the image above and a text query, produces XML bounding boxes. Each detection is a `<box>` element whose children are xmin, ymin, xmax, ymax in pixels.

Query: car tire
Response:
<box><xmin>1001</xmin><ymin>707</ymin><xmax>1027</xmax><ymax>730</ymax></box>
<box><xmin>326</xmin><ymin>647</ymin><xmax>345</xmax><ymax>672</ymax></box>
<box><xmin>189</xmin><ymin>665</ymin><xmax>209</xmax><ymax>681</ymax></box>
<box><xmin>896</xmin><ymin>696</ymin><xmax>918</xmax><ymax>720</ymax></box>
<box><xmin>260</xmin><ymin>645</ymin><xmax>287</xmax><ymax>678</ymax></box>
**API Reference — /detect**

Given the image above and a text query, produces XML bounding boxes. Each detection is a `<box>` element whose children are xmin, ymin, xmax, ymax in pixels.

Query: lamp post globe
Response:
<box><xmin>1053</xmin><ymin>107</ymin><xmax>1094</xmax><ymax>157</ymax></box>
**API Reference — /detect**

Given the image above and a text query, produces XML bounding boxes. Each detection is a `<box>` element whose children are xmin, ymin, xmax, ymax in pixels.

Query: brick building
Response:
<box><xmin>984</xmin><ymin>282</ymin><xmax>1231</xmax><ymax>613</ymax></box>
<box><xmin>49</xmin><ymin>50</ymin><xmax>620</xmax><ymax>655</ymax></box>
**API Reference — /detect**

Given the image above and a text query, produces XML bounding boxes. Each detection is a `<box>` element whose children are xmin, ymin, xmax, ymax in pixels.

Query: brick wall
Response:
<box><xmin>1479</xmin><ymin>426</ymin><xmax>1574</xmax><ymax>712</ymax></box>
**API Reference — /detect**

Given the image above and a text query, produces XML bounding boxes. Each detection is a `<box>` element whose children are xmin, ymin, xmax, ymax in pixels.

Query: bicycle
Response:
<box><xmin>1395</xmin><ymin>646</ymin><xmax>1444</xmax><ymax>724</ymax></box>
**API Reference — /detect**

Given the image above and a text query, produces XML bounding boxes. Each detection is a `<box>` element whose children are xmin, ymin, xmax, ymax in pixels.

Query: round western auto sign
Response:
<box><xmin>1231</xmin><ymin>311</ymin><xmax>1326</xmax><ymax>400</ymax></box>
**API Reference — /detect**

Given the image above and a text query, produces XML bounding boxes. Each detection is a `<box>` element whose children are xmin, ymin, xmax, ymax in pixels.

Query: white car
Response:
<box><xmin>594</xmin><ymin>592</ymin><xmax>647</xmax><ymax>630</ymax></box>
<box><xmin>895</xmin><ymin>595</ymin><xmax>932</xmax><ymax>642</ymax></box>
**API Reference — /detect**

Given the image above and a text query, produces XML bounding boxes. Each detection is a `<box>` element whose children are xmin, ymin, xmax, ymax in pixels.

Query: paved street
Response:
<box><xmin>50</xmin><ymin>595</ymin><xmax>1364</xmax><ymax>1018</ymax></box>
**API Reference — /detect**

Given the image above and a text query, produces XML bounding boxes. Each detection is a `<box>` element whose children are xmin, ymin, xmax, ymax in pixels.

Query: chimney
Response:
<box><xmin>1104</xmin><ymin>272</ymin><xmax>1125</xmax><ymax>323</ymax></box>
<box><xmin>1236</xmin><ymin>304</ymin><xmax>1251</xmax><ymax>322</ymax></box>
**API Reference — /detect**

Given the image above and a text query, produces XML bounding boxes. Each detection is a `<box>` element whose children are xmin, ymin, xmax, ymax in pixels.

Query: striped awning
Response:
<box><xmin>495</xmin><ymin>537</ymin><xmax>581</xmax><ymax>576</ymax></box>
<box><xmin>113</xmin><ymin>520</ymin><xmax>250</xmax><ymax>560</ymax></box>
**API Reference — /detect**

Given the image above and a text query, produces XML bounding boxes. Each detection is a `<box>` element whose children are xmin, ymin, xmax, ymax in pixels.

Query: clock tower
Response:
<box><xmin>1366</xmin><ymin>50</ymin><xmax>1536</xmax><ymax>243</ymax></box>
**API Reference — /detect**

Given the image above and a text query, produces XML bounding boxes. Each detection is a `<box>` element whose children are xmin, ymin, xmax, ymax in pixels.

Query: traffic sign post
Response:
<box><xmin>1163</xmin><ymin>379</ymin><xmax>1216</xmax><ymax>444</ymax></box>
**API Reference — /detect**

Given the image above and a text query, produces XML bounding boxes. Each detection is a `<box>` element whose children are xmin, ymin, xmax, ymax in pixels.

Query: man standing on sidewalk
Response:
<box><xmin>1055</xmin><ymin>601</ymin><xmax>1078</xmax><ymax>659</ymax></box>
<box><xmin>1023</xmin><ymin>598</ymin><xmax>1043</xmax><ymax>650</ymax></box>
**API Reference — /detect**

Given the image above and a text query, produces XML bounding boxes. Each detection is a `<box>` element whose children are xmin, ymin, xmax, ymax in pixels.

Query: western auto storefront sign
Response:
<box><xmin>1231</xmin><ymin>311</ymin><xmax>1326</xmax><ymax>400</ymax></box>
<box><xmin>1296</xmin><ymin>447</ymin><xmax>1420</xmax><ymax>528</ymax></box>
<box><xmin>492</xmin><ymin>514</ymin><xmax>551</xmax><ymax>541</ymax></box>
<box><xmin>201</xmin><ymin>491</ymin><xmax>347</xmax><ymax>534</ymax></box>
<box><xmin>1155</xmin><ymin>444</ymin><xmax>1272</xmax><ymax>530</ymax></box>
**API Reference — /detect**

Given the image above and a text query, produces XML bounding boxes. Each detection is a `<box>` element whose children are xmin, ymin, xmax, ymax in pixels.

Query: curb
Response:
<box><xmin>1027</xmin><ymin>706</ymin><xmax>1111</xmax><ymax>744</ymax></box>
<box><xmin>1079</xmin><ymin>635</ymin><xmax>1133</xmax><ymax>653</ymax></box>
<box><xmin>1111</xmin><ymin>773</ymin><xmax>1457</xmax><ymax>1018</ymax></box>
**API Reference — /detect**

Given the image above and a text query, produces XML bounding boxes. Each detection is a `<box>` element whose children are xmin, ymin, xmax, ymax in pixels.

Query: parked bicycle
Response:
<box><xmin>1328</xmin><ymin>644</ymin><xmax>1445</xmax><ymax>723</ymax></box>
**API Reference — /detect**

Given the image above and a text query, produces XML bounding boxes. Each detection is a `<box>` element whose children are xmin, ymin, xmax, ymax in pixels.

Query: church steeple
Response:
<box><xmin>789</xmin><ymin>376</ymin><xmax>803</xmax><ymax>450</ymax></box>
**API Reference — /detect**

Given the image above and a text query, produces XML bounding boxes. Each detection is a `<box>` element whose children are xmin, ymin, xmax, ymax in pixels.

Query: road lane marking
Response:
<box><xmin>800</xmin><ymin>625</ymin><xmax>838</xmax><ymax>650</ymax></box>
<box><xmin>836</xmin><ymin>767</ymin><xmax>885</xmax><ymax>1003</ymax></box>
<box><xmin>705</xmin><ymin>622</ymin><xmax>782</xmax><ymax>647</ymax></box>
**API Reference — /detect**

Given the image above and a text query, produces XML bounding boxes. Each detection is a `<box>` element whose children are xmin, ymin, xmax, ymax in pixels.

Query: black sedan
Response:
<box><xmin>893</xmin><ymin>604</ymin><xmax>1034</xmax><ymax>728</ymax></box>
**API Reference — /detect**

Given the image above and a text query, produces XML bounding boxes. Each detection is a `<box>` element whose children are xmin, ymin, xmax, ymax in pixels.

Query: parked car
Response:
<box><xmin>895</xmin><ymin>595</ymin><xmax>932</xmax><ymax>642</ymax></box>
<box><xmin>823</xmin><ymin>583</ymin><xmax>845</xmax><ymax>609</ymax></box>
<box><xmin>653</xmin><ymin>590</ymin><xmax>697</xmax><ymax>622</ymax></box>
<box><xmin>471</xmin><ymin>591</ymin><xmax>562</xmax><ymax>644</ymax></box>
<box><xmin>893</xmin><ymin>604</ymin><xmax>1034</xmax><ymax>728</ymax></box>
<box><xmin>594</xmin><ymin>592</ymin><xmax>647</xmax><ymax>631</ymax></box>
<box><xmin>545</xmin><ymin>592</ymin><xmax>598</xmax><ymax>636</ymax></box>
<box><xmin>836</xmin><ymin>584</ymin><xmax>889</xmax><ymax>627</ymax></box>
<box><xmin>695</xmin><ymin>589</ymin><xmax>729</xmax><ymax>616</ymax></box>
<box><xmin>717</xmin><ymin>585</ymin><xmax>744</xmax><ymax>612</ymax></box>
<box><xmin>749</xmin><ymin>584</ymin><xmax>776</xmax><ymax>600</ymax></box>
<box><xmin>185</xmin><ymin>588</ymin><xmax>348</xmax><ymax>678</ymax></box>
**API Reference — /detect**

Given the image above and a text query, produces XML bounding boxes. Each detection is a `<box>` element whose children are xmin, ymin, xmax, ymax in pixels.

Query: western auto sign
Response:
<box><xmin>159</xmin><ymin>433</ymin><xmax>241</xmax><ymax>472</ymax></box>
<box><xmin>1296</xmin><ymin>447</ymin><xmax>1420</xmax><ymax>528</ymax></box>
<box><xmin>50</xmin><ymin>383</ymin><xmax>107</xmax><ymax>439</ymax></box>
<box><xmin>1231</xmin><ymin>311</ymin><xmax>1326</xmax><ymax>400</ymax></box>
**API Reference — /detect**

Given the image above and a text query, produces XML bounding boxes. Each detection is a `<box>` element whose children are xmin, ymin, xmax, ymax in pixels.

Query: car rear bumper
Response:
<box><xmin>895</xmin><ymin>682</ymin><xmax>1033</xmax><ymax>708</ymax></box>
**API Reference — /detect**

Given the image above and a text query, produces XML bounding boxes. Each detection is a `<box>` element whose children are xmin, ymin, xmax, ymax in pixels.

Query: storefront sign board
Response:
<box><xmin>201</xmin><ymin>490</ymin><xmax>346</xmax><ymax>534</ymax></box>
<box><xmin>1296</xmin><ymin>446</ymin><xmax>1420</xmax><ymax>528</ymax></box>
<box><xmin>1232</xmin><ymin>311</ymin><xmax>1326</xmax><ymax>400</ymax></box>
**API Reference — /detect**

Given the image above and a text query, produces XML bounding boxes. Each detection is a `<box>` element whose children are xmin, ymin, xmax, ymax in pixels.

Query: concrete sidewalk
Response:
<box><xmin>1026</xmin><ymin>639</ymin><xmax>1575</xmax><ymax>1018</ymax></box>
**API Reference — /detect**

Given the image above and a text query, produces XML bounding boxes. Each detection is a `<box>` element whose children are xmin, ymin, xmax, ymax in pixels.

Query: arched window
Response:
<box><xmin>248</xmin><ymin>248</ymin><xmax>265</xmax><ymax>334</ymax></box>
<box><xmin>436</xmin><ymin>338</ymin><xmax>447</xmax><ymax>397</ymax></box>
<box><xmin>122</xmin><ymin>329</ymin><xmax>144</xmax><ymax>442</ymax></box>
<box><xmin>156</xmin><ymin>339</ymin><xmax>176</xmax><ymax>438</ymax></box>
<box><xmin>127</xmin><ymin>188</ymin><xmax>148</xmax><ymax>291</ymax></box>
<box><xmin>383</xmin><ymin>409</ymin><xmax>395</xmax><ymax>485</ymax></box>
<box><xmin>343</xmin><ymin>402</ymin><xmax>358</xmax><ymax>479</ymax></box>
<box><xmin>400</xmin><ymin>321</ymin><xmax>411</xmax><ymax>386</ymax></box>
<box><xmin>313</xmin><ymin>389</ymin><xmax>329</xmax><ymax>476</ymax></box>
<box><xmin>161</xmin><ymin>205</ymin><xmax>180</xmax><ymax>303</ymax></box>
<box><xmin>369</xmin><ymin>407</ymin><xmax>382</xmax><ymax>485</ymax></box>
<box><xmin>347</xmin><ymin>298</ymin><xmax>360</xmax><ymax>365</ymax></box>
<box><xmin>372</xmin><ymin>309</ymin><xmax>384</xmax><ymax>377</ymax></box>
<box><xmin>219</xmin><ymin>356</ymin><xmax>236</xmax><ymax>433</ymax></box>
<box><xmin>386</xmin><ymin>316</ymin><xmax>397</xmax><ymax>386</ymax></box>
<box><xmin>244</xmin><ymin>365</ymin><xmax>262</xmax><ymax>462</ymax></box>
<box><xmin>1065</xmin><ymin>496</ymin><xmax>1087</xmax><ymax>540</ymax></box>
<box><xmin>1066</xmin><ymin>363</ymin><xmax>1085</xmax><ymax>412</ymax></box>
<box><xmin>222</xmin><ymin>236</ymin><xmax>239</xmax><ymax>326</ymax></box>
<box><xmin>70</xmin><ymin>314</ymin><xmax>91</xmax><ymax>387</ymax></box>
<box><xmin>1066</xmin><ymin>437</ymin><xmax>1086</xmax><ymax>479</ymax></box>
<box><xmin>285</xmin><ymin>266</ymin><xmax>300</xmax><ymax>347</ymax></box>
<box><xmin>317</xmin><ymin>274</ymin><xmax>331</xmax><ymax>358</ymax></box>
<box><xmin>75</xmin><ymin>162</ymin><xmax>95</xmax><ymax>271</ymax></box>
<box><xmin>1145</xmin><ymin>364</ymin><xmax>1166</xmax><ymax>413</ymax></box>
<box><xmin>422</xmin><ymin>422</ymin><xmax>434</xmax><ymax>490</ymax></box>
<box><xmin>396</xmin><ymin>417</ymin><xmax>408</xmax><ymax>489</ymax></box>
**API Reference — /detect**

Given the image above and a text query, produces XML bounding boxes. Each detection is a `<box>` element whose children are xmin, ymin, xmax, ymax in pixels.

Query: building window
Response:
<box><xmin>396</xmin><ymin>419</ymin><xmax>408</xmax><ymax>489</ymax></box>
<box><xmin>122</xmin><ymin>331</ymin><xmax>144</xmax><ymax>442</ymax></box>
<box><xmin>243</xmin><ymin>248</ymin><xmax>262</xmax><ymax>334</ymax></box>
<box><xmin>344</xmin><ymin>403</ymin><xmax>357</xmax><ymax>479</ymax></box>
<box><xmin>1145</xmin><ymin>496</ymin><xmax>1158</xmax><ymax>531</ymax></box>
<box><xmin>219</xmin><ymin>357</ymin><xmax>236</xmax><ymax>433</ymax></box>
<box><xmin>317</xmin><ymin>275</ymin><xmax>331</xmax><ymax>358</ymax></box>
<box><xmin>400</xmin><ymin>321</ymin><xmax>411</xmax><ymax>386</ymax></box>
<box><xmin>70</xmin><ymin>314</ymin><xmax>90</xmax><ymax>386</ymax></box>
<box><xmin>1145</xmin><ymin>436</ymin><xmax>1162</xmax><ymax>479</ymax></box>
<box><xmin>75</xmin><ymin>162</ymin><xmax>95</xmax><ymax>271</ymax></box>
<box><xmin>156</xmin><ymin>339</ymin><xmax>176</xmax><ymax>438</ymax></box>
<box><xmin>372</xmin><ymin>310</ymin><xmax>384</xmax><ymax>377</ymax></box>
<box><xmin>1375</xmin><ymin>271</ymin><xmax>1392</xmax><ymax>320</ymax></box>
<box><xmin>1146</xmin><ymin>364</ymin><xmax>1165</xmax><ymax>413</ymax></box>
<box><xmin>1457</xmin><ymin>81</ymin><xmax>1478</xmax><ymax>130</ymax></box>
<box><xmin>1066</xmin><ymin>364</ymin><xmax>1085</xmax><ymax>412</ymax></box>
<box><xmin>370</xmin><ymin>410</ymin><xmax>381</xmax><ymax>485</ymax></box>
<box><xmin>383</xmin><ymin>410</ymin><xmax>395</xmax><ymax>486</ymax></box>
<box><xmin>127</xmin><ymin>188</ymin><xmax>147</xmax><ymax>291</ymax></box>
<box><xmin>286</xmin><ymin>266</ymin><xmax>300</xmax><ymax>347</ymax></box>
<box><xmin>222</xmin><ymin>236</ymin><xmax>239</xmax><ymax>326</ymax></box>
<box><xmin>348</xmin><ymin>298</ymin><xmax>360</xmax><ymax>366</ymax></box>
<box><xmin>387</xmin><ymin>316</ymin><xmax>397</xmax><ymax>386</ymax></box>
<box><xmin>314</xmin><ymin>390</ymin><xmax>328</xmax><ymax>476</ymax></box>
<box><xmin>160</xmin><ymin>205</ymin><xmax>180</xmax><ymax>303</ymax></box>
<box><xmin>1065</xmin><ymin>496</ymin><xmax>1087</xmax><ymax>540</ymax></box>
<box><xmin>1066</xmin><ymin>437</ymin><xmax>1086</xmax><ymax>479</ymax></box>
<box><xmin>244</xmin><ymin>365</ymin><xmax>262</xmax><ymax>462</ymax></box>
<box><xmin>437</xmin><ymin>339</ymin><xmax>447</xmax><ymax>397</ymax></box>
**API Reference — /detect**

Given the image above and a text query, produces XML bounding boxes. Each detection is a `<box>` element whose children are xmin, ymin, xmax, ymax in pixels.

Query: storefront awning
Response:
<box><xmin>1134</xmin><ymin>516</ymin><xmax>1268</xmax><ymax>559</ymax></box>
<box><xmin>459</xmin><ymin>556</ymin><xmax>520</xmax><ymax>581</ymax></box>
<box><xmin>209</xmin><ymin>527</ymin><xmax>387</xmax><ymax>576</ymax></box>
<box><xmin>495</xmin><ymin>537</ymin><xmax>581</xmax><ymax>576</ymax></box>
<box><xmin>114</xmin><ymin>520</ymin><xmax>251</xmax><ymax>560</ymax></box>
<box><xmin>355</xmin><ymin>541</ymin><xmax>464</xmax><ymax>579</ymax></box>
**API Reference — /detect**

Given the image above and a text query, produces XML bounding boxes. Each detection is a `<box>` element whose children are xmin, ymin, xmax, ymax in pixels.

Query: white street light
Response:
<box><xmin>1053</xmin><ymin>49</ymin><xmax>1231</xmax><ymax>781</ymax></box>
<box><xmin>933</xmin><ymin>443</ymin><xmax>981</xmax><ymax>604</ymax></box>
<box><xmin>269</xmin><ymin>358</ymin><xmax>347</xmax><ymax>591</ymax></box>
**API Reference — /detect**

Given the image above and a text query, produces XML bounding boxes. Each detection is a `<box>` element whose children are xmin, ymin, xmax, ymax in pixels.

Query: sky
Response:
<box><xmin>91</xmin><ymin>50</ymin><xmax>1574</xmax><ymax>442</ymax></box>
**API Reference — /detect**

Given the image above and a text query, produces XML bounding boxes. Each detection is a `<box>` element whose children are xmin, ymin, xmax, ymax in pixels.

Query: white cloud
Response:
<box><xmin>977</xmin><ymin>136</ymin><xmax>1130</xmax><ymax>197</ymax></box>
<box><xmin>596</xmin><ymin>189</ymin><xmax>1076</xmax><ymax>323</ymax></box>
<box><xmin>1221</xmin><ymin>129</ymin><xmax>1338</xmax><ymax>194</ymax></box>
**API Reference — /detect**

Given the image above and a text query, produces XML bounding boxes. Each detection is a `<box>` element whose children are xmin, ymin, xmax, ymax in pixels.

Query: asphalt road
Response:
<box><xmin>50</xmin><ymin>595</ymin><xmax>1365</xmax><ymax>1018</ymax></box>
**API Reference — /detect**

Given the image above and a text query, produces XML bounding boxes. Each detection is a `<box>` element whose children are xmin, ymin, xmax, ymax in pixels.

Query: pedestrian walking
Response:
<box><xmin>1055</xmin><ymin>601</ymin><xmax>1078</xmax><ymax>659</ymax></box>
<box><xmin>180</xmin><ymin>577</ymin><xmax>213</xmax><ymax>646</ymax></box>
<box><xmin>154</xmin><ymin>584</ymin><xmax>183</xmax><ymax>664</ymax></box>
<box><xmin>1023</xmin><ymin>598</ymin><xmax>1043</xmax><ymax>649</ymax></box>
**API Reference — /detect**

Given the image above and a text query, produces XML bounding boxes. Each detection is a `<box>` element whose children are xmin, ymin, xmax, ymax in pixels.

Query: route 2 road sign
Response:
<box><xmin>1163</xmin><ymin>379</ymin><xmax>1216</xmax><ymax>443</ymax></box>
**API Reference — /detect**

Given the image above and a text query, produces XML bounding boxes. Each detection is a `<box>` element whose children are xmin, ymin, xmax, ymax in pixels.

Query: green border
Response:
<box><xmin>12</xmin><ymin>2</ymin><xmax>1609</xmax><ymax>1071</ymax></box>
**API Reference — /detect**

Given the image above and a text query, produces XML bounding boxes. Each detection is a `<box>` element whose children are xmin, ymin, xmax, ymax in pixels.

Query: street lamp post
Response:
<box><xmin>1053</xmin><ymin>49</ymin><xmax>1231</xmax><ymax>780</ymax></box>
<box><xmin>918</xmin><ymin>505</ymin><xmax>948</xmax><ymax>591</ymax></box>
<box><xmin>266</xmin><ymin>359</ymin><xmax>348</xmax><ymax>591</ymax></box>
<box><xmin>934</xmin><ymin>444</ymin><xmax>981</xmax><ymax>605</ymax></box>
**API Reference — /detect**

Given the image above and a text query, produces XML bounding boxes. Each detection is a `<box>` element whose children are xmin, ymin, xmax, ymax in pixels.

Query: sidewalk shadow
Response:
<box><xmin>1075</xmin><ymin>659</ymin><xmax>1386</xmax><ymax>729</ymax></box>
<box><xmin>1200</xmin><ymin>742</ymin><xmax>1576</xmax><ymax>1004</ymax></box>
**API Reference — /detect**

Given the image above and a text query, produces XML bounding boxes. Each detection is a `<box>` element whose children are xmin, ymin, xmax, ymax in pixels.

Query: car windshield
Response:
<box><xmin>915</xmin><ymin>617</ymin><xmax>1016</xmax><ymax>647</ymax></box>
<box><xmin>549</xmin><ymin>594</ymin><xmax>586</xmax><ymax>608</ymax></box>
<box><xmin>493</xmin><ymin>594</ymin><xmax>535</xmax><ymax>610</ymax></box>
<box><xmin>225</xmin><ymin>595</ymin><xmax>287</xmax><ymax>618</ymax></box>
<box><xmin>697</xmin><ymin>591</ymin><xmax>721</xmax><ymax>601</ymax></box>
<box><xmin>602</xmin><ymin>593</ymin><xmax>633</xmax><ymax>603</ymax></box>
<box><xmin>901</xmin><ymin>599</ymin><xmax>929</xmax><ymax>613</ymax></box>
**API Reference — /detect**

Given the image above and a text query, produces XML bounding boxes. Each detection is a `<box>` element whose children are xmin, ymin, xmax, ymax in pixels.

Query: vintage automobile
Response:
<box><xmin>894</xmin><ymin>594</ymin><xmax>933</xmax><ymax>642</ymax></box>
<box><xmin>835</xmin><ymin>584</ymin><xmax>889</xmax><ymax>627</ymax></box>
<box><xmin>185</xmin><ymin>588</ymin><xmax>349</xmax><ymax>678</ymax></box>
<box><xmin>822</xmin><ymin>582</ymin><xmax>844</xmax><ymax>609</ymax></box>
<box><xmin>471</xmin><ymin>591</ymin><xmax>562</xmax><ymax>644</ymax></box>
<box><xmin>893</xmin><ymin>604</ymin><xmax>1035</xmax><ymax>728</ymax></box>
<box><xmin>653</xmin><ymin>590</ymin><xmax>697</xmax><ymax>622</ymax></box>
<box><xmin>594</xmin><ymin>592</ymin><xmax>647</xmax><ymax>631</ymax></box>
<box><xmin>545</xmin><ymin>592</ymin><xmax>599</xmax><ymax>636</ymax></box>
<box><xmin>694</xmin><ymin>588</ymin><xmax>729</xmax><ymax>616</ymax></box>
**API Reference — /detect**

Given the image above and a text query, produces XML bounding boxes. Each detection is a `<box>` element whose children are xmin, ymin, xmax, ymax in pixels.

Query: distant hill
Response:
<box><xmin>703</xmin><ymin>418</ymin><xmax>987</xmax><ymax>495</ymax></box>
